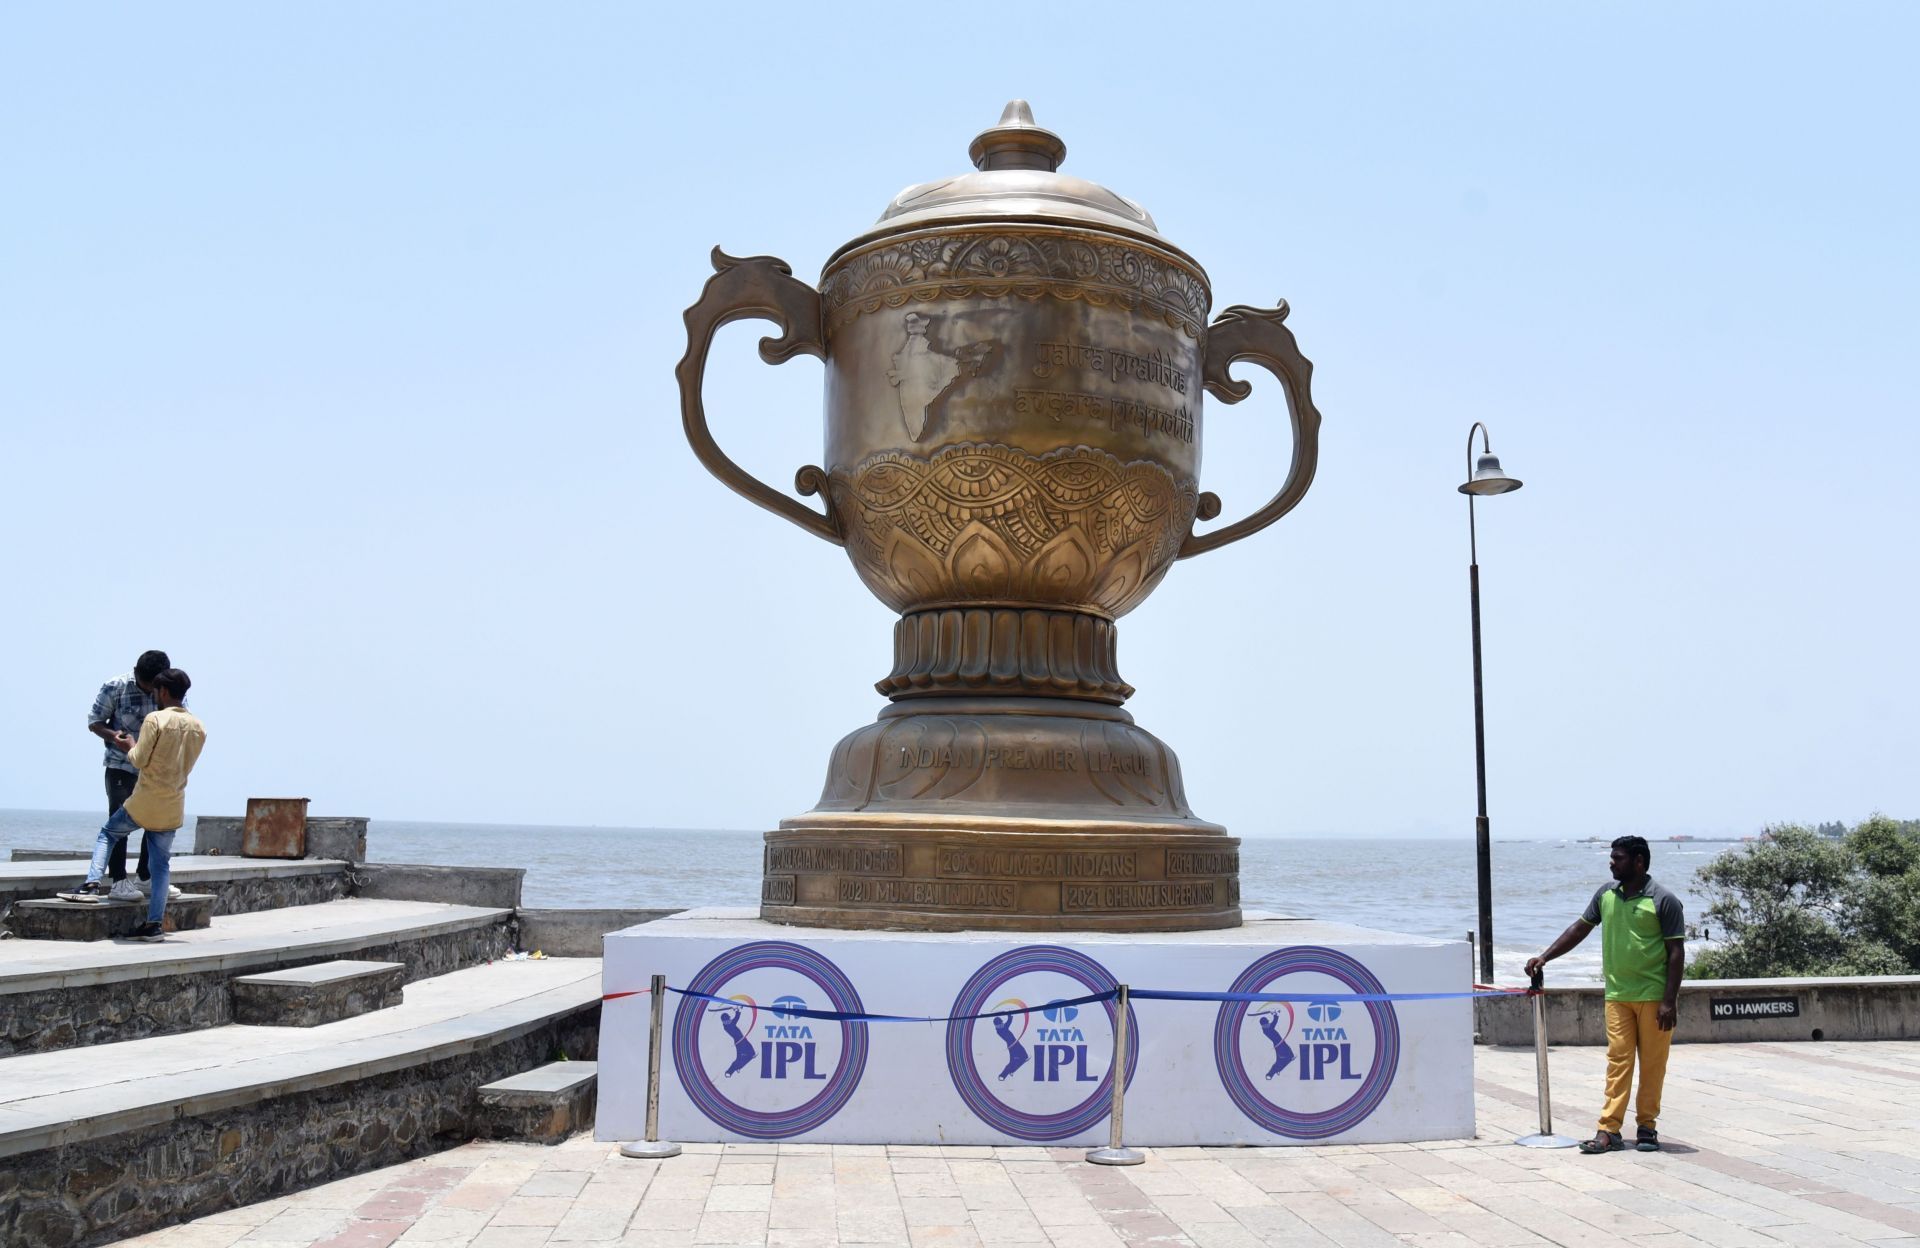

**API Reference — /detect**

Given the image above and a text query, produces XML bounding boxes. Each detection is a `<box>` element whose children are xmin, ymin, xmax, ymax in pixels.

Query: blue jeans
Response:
<box><xmin>88</xmin><ymin>808</ymin><xmax>175</xmax><ymax>925</ymax></box>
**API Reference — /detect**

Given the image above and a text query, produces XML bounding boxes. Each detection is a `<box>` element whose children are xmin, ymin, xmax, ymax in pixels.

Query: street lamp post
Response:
<box><xmin>1460</xmin><ymin>423</ymin><xmax>1522</xmax><ymax>985</ymax></box>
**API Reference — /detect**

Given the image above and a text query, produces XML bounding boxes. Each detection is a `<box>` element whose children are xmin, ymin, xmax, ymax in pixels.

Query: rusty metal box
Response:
<box><xmin>243</xmin><ymin>797</ymin><xmax>310</xmax><ymax>858</ymax></box>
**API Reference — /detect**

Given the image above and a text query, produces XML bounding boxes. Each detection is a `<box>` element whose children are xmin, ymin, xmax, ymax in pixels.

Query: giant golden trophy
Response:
<box><xmin>678</xmin><ymin>103</ymin><xmax>1321</xmax><ymax>931</ymax></box>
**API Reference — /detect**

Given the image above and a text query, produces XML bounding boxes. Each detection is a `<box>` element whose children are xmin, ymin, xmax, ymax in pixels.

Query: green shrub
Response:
<box><xmin>1691</xmin><ymin>815</ymin><xmax>1920</xmax><ymax>979</ymax></box>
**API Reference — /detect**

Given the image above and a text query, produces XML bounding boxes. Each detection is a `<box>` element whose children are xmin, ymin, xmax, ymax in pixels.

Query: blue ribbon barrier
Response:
<box><xmin>667</xmin><ymin>985</ymin><xmax>1119</xmax><ymax>1024</ymax></box>
<box><xmin>1131</xmin><ymin>987</ymin><xmax>1524</xmax><ymax>1005</ymax></box>
<box><xmin>649</xmin><ymin>983</ymin><xmax>1530</xmax><ymax>1023</ymax></box>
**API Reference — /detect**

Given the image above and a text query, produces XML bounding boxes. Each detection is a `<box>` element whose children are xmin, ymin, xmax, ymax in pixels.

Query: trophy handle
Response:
<box><xmin>1178</xmin><ymin>301</ymin><xmax>1323</xmax><ymax>559</ymax></box>
<box><xmin>676</xmin><ymin>247</ymin><xmax>842</xmax><ymax>545</ymax></box>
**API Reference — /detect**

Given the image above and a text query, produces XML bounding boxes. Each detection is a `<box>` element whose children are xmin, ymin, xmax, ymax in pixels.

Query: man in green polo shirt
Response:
<box><xmin>1526</xmin><ymin>835</ymin><xmax>1685</xmax><ymax>1154</ymax></box>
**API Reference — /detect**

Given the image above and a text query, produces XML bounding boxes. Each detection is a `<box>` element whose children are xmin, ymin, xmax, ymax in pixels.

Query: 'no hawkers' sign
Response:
<box><xmin>1709</xmin><ymin>995</ymin><xmax>1801</xmax><ymax>1021</ymax></box>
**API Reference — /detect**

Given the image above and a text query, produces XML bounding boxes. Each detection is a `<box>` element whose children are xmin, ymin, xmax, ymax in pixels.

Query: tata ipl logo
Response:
<box><xmin>945</xmin><ymin>946</ymin><xmax>1137</xmax><ymax>1141</ymax></box>
<box><xmin>672</xmin><ymin>942</ymin><xmax>868</xmax><ymax>1138</ymax></box>
<box><xmin>1212</xmin><ymin>947</ymin><xmax>1400</xmax><ymax>1139</ymax></box>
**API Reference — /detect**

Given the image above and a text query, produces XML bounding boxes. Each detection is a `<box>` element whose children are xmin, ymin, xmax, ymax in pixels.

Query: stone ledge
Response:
<box><xmin>353</xmin><ymin>863</ymin><xmax>523</xmax><ymax>909</ymax></box>
<box><xmin>1475</xmin><ymin>974</ymin><xmax>1920</xmax><ymax>1045</ymax></box>
<box><xmin>516</xmin><ymin>907</ymin><xmax>681</xmax><ymax>956</ymax></box>
<box><xmin>476</xmin><ymin>1060</ymin><xmax>598</xmax><ymax>1146</ymax></box>
<box><xmin>0</xmin><ymin>992</ymin><xmax>599</xmax><ymax>1245</ymax></box>
<box><xmin>5</xmin><ymin>895</ymin><xmax>215</xmax><ymax>941</ymax></box>
<box><xmin>0</xmin><ymin>857</ymin><xmax>350</xmax><ymax>916</ymax></box>
<box><xmin>0</xmin><ymin>968</ymin><xmax>600</xmax><ymax>1159</ymax></box>
<box><xmin>0</xmin><ymin>901</ymin><xmax>513</xmax><ymax>997</ymax></box>
<box><xmin>230</xmin><ymin>960</ymin><xmax>405</xmax><ymax>1026</ymax></box>
<box><xmin>192</xmin><ymin>815</ymin><xmax>367</xmax><ymax>862</ymax></box>
<box><xmin>479</xmin><ymin>1058</ymin><xmax>597</xmax><ymax>1102</ymax></box>
<box><xmin>0</xmin><ymin>902</ymin><xmax>517</xmax><ymax>1056</ymax></box>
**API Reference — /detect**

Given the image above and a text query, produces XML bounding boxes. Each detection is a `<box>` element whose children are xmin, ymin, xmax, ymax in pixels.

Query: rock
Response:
<box><xmin>62</xmin><ymin>1157</ymin><xmax>120</xmax><ymax>1203</ymax></box>
<box><xmin>14</xmin><ymin>1197</ymin><xmax>86</xmax><ymax>1247</ymax></box>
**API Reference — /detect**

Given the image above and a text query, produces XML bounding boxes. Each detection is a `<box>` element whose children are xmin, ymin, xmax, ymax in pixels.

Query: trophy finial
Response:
<box><xmin>970</xmin><ymin>99</ymin><xmax>1067</xmax><ymax>172</ymax></box>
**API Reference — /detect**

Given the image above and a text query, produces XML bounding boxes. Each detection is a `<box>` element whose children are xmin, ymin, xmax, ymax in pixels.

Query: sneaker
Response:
<box><xmin>128</xmin><ymin>921</ymin><xmax>165</xmax><ymax>942</ymax></box>
<box><xmin>109</xmin><ymin>878</ymin><xmax>145</xmax><ymax>902</ymax></box>
<box><xmin>135</xmin><ymin>879</ymin><xmax>184</xmax><ymax>900</ymax></box>
<box><xmin>168</xmin><ymin>885</ymin><xmax>183</xmax><ymax>899</ymax></box>
<box><xmin>58</xmin><ymin>880</ymin><xmax>113</xmax><ymax>903</ymax></box>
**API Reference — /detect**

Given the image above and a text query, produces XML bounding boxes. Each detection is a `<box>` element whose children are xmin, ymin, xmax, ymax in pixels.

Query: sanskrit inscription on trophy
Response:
<box><xmin>1015</xmin><ymin>341</ymin><xmax>1195</xmax><ymax>443</ymax></box>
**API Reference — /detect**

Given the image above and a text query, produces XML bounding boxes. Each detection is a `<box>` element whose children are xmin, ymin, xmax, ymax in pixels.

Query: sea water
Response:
<box><xmin>0</xmin><ymin>809</ymin><xmax>1730</xmax><ymax>985</ymax></box>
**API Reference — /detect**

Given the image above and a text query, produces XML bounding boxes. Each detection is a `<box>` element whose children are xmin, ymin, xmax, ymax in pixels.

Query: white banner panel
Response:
<box><xmin>597</xmin><ymin>909</ymin><xmax>1474</xmax><ymax>1147</ymax></box>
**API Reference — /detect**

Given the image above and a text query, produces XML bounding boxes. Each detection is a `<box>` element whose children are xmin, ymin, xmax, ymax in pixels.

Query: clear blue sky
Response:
<box><xmin>4</xmin><ymin>3</ymin><xmax>1915</xmax><ymax>839</ymax></box>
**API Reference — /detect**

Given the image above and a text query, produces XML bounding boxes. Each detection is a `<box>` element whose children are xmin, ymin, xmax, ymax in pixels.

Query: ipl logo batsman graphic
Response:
<box><xmin>946</xmin><ymin>946</ymin><xmax>1137</xmax><ymax>1142</ymax></box>
<box><xmin>672</xmin><ymin>942</ymin><xmax>868</xmax><ymax>1139</ymax></box>
<box><xmin>1213</xmin><ymin>947</ymin><xmax>1401</xmax><ymax>1139</ymax></box>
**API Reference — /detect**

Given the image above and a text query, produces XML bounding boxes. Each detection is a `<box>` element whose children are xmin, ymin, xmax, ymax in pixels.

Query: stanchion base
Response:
<box><xmin>1085</xmin><ymin>1146</ymin><xmax>1145</xmax><ymax>1166</ymax></box>
<box><xmin>620</xmin><ymin>1140</ymin><xmax>683</xmax><ymax>1159</ymax></box>
<box><xmin>1514</xmin><ymin>1133</ymin><xmax>1580</xmax><ymax>1149</ymax></box>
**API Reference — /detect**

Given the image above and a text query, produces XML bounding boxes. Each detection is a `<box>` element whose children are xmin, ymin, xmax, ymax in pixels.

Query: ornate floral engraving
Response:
<box><xmin>829</xmin><ymin>443</ymin><xmax>1197</xmax><ymax>616</ymax></box>
<box><xmin>823</xmin><ymin>231</ymin><xmax>1211</xmax><ymax>337</ymax></box>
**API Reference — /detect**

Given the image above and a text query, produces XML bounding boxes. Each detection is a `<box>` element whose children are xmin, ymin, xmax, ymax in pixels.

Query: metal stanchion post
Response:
<box><xmin>621</xmin><ymin>973</ymin><xmax>682</xmax><ymax>1159</ymax></box>
<box><xmin>1086</xmin><ymin>984</ymin><xmax>1143</xmax><ymax>1165</ymax></box>
<box><xmin>1515</xmin><ymin>969</ymin><xmax>1577</xmax><ymax>1149</ymax></box>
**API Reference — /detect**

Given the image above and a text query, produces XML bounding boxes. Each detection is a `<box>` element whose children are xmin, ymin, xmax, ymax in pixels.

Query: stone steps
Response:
<box><xmin>230</xmin><ymin>959</ymin><xmax>406</xmax><ymax>1026</ymax></box>
<box><xmin>0</xmin><ymin>834</ymin><xmax>635</xmax><ymax>1246</ymax></box>
<box><xmin>0</xmin><ymin>957</ymin><xmax>601</xmax><ymax>1246</ymax></box>
<box><xmin>0</xmin><ymin>855</ymin><xmax>350</xmax><ymax>917</ymax></box>
<box><xmin>0</xmin><ymin>898</ymin><xmax>515</xmax><ymax>1056</ymax></box>
<box><xmin>476</xmin><ymin>1059</ymin><xmax>598</xmax><ymax>1145</ymax></box>
<box><xmin>6</xmin><ymin>893</ymin><xmax>216</xmax><ymax>941</ymax></box>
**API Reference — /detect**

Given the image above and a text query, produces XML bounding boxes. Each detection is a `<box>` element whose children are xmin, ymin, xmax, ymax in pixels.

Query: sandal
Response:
<box><xmin>1578</xmin><ymin>1131</ymin><xmax>1624</xmax><ymax>1154</ymax></box>
<box><xmin>1636</xmin><ymin>1127</ymin><xmax>1661</xmax><ymax>1152</ymax></box>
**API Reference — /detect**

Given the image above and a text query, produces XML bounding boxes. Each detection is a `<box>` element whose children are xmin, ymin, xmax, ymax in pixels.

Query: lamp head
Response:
<box><xmin>1459</xmin><ymin>453</ymin><xmax>1523</xmax><ymax>496</ymax></box>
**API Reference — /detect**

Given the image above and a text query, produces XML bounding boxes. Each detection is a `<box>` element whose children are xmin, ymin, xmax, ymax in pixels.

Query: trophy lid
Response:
<box><xmin>829</xmin><ymin>101</ymin><xmax>1193</xmax><ymax>266</ymax></box>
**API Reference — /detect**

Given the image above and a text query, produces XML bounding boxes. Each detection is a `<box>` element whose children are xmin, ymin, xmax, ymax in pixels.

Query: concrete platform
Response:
<box><xmin>230</xmin><ymin>959</ymin><xmax>406</xmax><ymax>1026</ymax></box>
<box><xmin>0</xmin><ymin>898</ymin><xmax>516</xmax><ymax>1056</ymax></box>
<box><xmin>5</xmin><ymin>892</ymin><xmax>215</xmax><ymax>940</ymax></box>
<box><xmin>119</xmin><ymin>1038</ymin><xmax>1920</xmax><ymax>1248</ymax></box>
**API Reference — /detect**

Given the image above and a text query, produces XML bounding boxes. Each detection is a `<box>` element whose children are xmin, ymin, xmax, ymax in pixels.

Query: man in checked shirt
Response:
<box><xmin>68</xmin><ymin>667</ymin><xmax>206</xmax><ymax>939</ymax></box>
<box><xmin>76</xmin><ymin>650</ymin><xmax>171</xmax><ymax>900</ymax></box>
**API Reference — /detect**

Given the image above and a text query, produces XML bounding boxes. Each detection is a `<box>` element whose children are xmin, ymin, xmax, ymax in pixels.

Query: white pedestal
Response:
<box><xmin>597</xmin><ymin>908</ymin><xmax>1474</xmax><ymax>1147</ymax></box>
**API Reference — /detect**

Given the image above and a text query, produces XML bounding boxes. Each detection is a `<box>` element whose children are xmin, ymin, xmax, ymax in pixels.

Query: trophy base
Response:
<box><xmin>760</xmin><ymin>696</ymin><xmax>1241</xmax><ymax>932</ymax></box>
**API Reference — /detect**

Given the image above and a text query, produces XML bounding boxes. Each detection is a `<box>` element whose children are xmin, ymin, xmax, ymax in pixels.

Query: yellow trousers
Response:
<box><xmin>1599</xmin><ymin>999</ymin><xmax>1674</xmax><ymax>1133</ymax></box>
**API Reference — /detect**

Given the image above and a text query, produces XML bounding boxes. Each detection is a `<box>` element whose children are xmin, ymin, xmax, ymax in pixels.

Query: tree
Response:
<box><xmin>1689</xmin><ymin>815</ymin><xmax>1920</xmax><ymax>979</ymax></box>
<box><xmin>1850</xmin><ymin>815</ymin><xmax>1920</xmax><ymax>970</ymax></box>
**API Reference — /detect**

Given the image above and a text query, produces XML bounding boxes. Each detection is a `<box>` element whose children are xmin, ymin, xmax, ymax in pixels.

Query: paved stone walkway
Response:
<box><xmin>123</xmin><ymin>1041</ymin><xmax>1920</xmax><ymax>1247</ymax></box>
